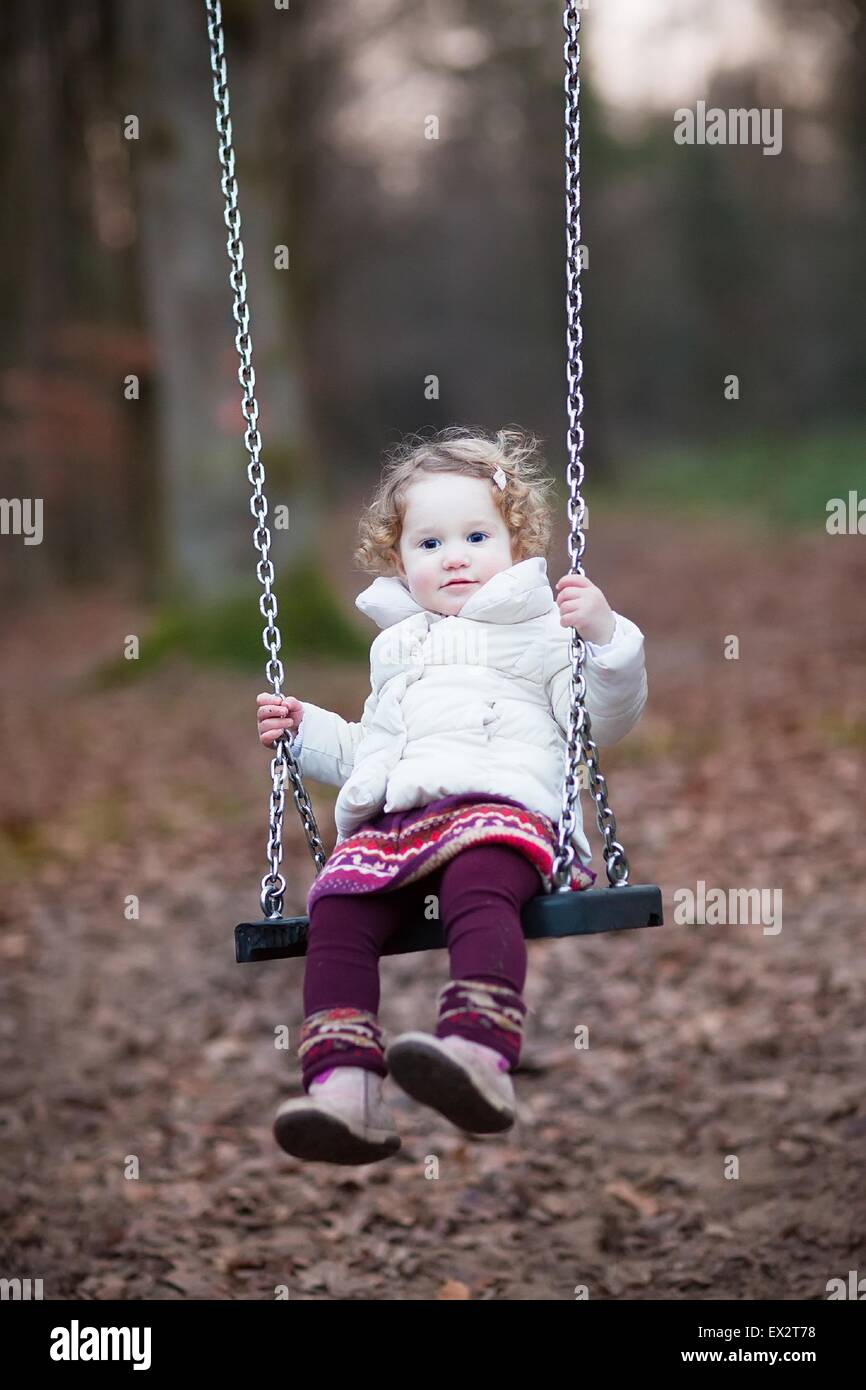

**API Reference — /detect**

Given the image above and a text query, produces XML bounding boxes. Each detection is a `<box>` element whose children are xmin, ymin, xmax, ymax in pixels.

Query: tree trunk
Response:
<box><xmin>120</xmin><ymin>0</ymin><xmax>320</xmax><ymax>601</ymax></box>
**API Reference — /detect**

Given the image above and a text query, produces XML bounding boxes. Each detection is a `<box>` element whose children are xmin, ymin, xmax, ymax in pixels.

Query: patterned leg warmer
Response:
<box><xmin>435</xmin><ymin>978</ymin><xmax>527</xmax><ymax>1071</ymax></box>
<box><xmin>298</xmin><ymin>1006</ymin><xmax>387</xmax><ymax>1090</ymax></box>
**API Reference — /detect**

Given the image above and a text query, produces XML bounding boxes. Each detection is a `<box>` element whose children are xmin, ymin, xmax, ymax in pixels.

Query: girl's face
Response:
<box><xmin>395</xmin><ymin>472</ymin><xmax>515</xmax><ymax>615</ymax></box>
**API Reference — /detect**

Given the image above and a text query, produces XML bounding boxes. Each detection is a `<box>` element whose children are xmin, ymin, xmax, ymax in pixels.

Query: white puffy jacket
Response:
<box><xmin>288</xmin><ymin>556</ymin><xmax>647</xmax><ymax>864</ymax></box>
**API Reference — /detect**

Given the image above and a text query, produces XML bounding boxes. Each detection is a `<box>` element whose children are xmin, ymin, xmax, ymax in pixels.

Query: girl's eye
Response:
<box><xmin>419</xmin><ymin>532</ymin><xmax>488</xmax><ymax>550</ymax></box>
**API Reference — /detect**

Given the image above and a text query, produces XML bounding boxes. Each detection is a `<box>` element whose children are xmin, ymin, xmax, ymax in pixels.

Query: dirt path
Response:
<box><xmin>1</xmin><ymin>511</ymin><xmax>863</xmax><ymax>1300</ymax></box>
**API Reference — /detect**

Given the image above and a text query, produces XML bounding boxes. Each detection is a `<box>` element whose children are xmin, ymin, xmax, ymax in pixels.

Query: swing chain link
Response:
<box><xmin>551</xmin><ymin>1</ymin><xmax>630</xmax><ymax>891</ymax></box>
<box><xmin>205</xmin><ymin>0</ymin><xmax>328</xmax><ymax>917</ymax></box>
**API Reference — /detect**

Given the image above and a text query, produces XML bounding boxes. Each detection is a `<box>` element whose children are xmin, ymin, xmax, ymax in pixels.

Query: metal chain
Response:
<box><xmin>551</xmin><ymin>1</ymin><xmax>630</xmax><ymax>890</ymax></box>
<box><xmin>204</xmin><ymin>0</ymin><xmax>327</xmax><ymax>916</ymax></box>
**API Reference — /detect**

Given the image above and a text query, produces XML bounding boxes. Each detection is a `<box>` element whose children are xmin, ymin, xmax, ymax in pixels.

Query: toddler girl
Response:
<box><xmin>255</xmin><ymin>426</ymin><xmax>648</xmax><ymax>1165</ymax></box>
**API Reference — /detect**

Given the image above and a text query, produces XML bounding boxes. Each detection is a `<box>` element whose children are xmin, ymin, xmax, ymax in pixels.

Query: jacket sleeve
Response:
<box><xmin>546</xmin><ymin>611</ymin><xmax>648</xmax><ymax>746</ymax></box>
<box><xmin>288</xmin><ymin>687</ymin><xmax>379</xmax><ymax>788</ymax></box>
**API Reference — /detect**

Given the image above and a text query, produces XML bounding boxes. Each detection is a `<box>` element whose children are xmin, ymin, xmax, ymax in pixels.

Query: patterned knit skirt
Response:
<box><xmin>306</xmin><ymin>792</ymin><xmax>596</xmax><ymax>914</ymax></box>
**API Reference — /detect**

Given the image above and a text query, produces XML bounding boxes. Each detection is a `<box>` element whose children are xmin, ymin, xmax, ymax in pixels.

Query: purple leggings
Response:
<box><xmin>301</xmin><ymin>843</ymin><xmax>540</xmax><ymax>1088</ymax></box>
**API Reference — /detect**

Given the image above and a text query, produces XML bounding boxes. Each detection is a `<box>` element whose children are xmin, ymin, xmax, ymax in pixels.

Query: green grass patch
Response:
<box><xmin>0</xmin><ymin>789</ymin><xmax>135</xmax><ymax>879</ymax></box>
<box><xmin>608</xmin><ymin>419</ymin><xmax>866</xmax><ymax>531</ymax></box>
<box><xmin>92</xmin><ymin>556</ymin><xmax>369</xmax><ymax>686</ymax></box>
<box><xmin>815</xmin><ymin>714</ymin><xmax>866</xmax><ymax>749</ymax></box>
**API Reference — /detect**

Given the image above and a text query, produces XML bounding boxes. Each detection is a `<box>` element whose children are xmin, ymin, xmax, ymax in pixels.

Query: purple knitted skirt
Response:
<box><xmin>306</xmin><ymin>792</ymin><xmax>596</xmax><ymax>914</ymax></box>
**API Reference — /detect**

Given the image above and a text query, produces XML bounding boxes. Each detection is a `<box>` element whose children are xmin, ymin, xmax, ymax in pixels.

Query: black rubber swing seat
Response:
<box><xmin>235</xmin><ymin>884</ymin><xmax>663</xmax><ymax>962</ymax></box>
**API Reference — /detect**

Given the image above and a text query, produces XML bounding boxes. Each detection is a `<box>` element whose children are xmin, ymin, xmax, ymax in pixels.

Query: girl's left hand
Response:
<box><xmin>555</xmin><ymin>574</ymin><xmax>615</xmax><ymax>645</ymax></box>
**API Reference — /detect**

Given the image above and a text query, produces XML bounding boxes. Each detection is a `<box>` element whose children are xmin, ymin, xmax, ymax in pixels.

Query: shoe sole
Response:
<box><xmin>386</xmin><ymin>1036</ymin><xmax>515</xmax><ymax>1134</ymax></box>
<box><xmin>273</xmin><ymin>1101</ymin><xmax>401</xmax><ymax>1165</ymax></box>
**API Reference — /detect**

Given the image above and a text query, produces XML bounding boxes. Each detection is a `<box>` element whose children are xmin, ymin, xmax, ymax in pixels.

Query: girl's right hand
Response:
<box><xmin>256</xmin><ymin>692</ymin><xmax>305</xmax><ymax>748</ymax></box>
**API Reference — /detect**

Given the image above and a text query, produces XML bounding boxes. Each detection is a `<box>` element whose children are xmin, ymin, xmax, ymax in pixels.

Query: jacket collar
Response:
<box><xmin>354</xmin><ymin>556</ymin><xmax>555</xmax><ymax>630</ymax></box>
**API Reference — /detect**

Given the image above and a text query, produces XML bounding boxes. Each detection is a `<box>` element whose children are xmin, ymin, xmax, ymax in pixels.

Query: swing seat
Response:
<box><xmin>235</xmin><ymin>884</ymin><xmax>663</xmax><ymax>962</ymax></box>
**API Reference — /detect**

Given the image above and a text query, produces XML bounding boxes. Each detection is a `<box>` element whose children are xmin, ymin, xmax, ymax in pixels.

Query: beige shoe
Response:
<box><xmin>273</xmin><ymin>1067</ymin><xmax>401</xmax><ymax>1165</ymax></box>
<box><xmin>385</xmin><ymin>1031</ymin><xmax>516</xmax><ymax>1134</ymax></box>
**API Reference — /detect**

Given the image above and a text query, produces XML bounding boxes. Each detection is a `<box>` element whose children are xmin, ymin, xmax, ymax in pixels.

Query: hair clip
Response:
<box><xmin>492</xmin><ymin>465</ymin><xmax>507</xmax><ymax>491</ymax></box>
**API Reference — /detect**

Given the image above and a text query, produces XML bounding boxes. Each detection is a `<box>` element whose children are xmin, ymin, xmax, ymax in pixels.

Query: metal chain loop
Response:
<box><xmin>204</xmin><ymin>0</ymin><xmax>327</xmax><ymax>916</ymax></box>
<box><xmin>551</xmin><ymin>2</ymin><xmax>630</xmax><ymax>890</ymax></box>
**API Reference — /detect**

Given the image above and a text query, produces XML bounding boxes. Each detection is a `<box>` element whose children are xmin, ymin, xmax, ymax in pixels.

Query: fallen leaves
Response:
<box><xmin>1</xmin><ymin>514</ymin><xmax>863</xmax><ymax>1300</ymax></box>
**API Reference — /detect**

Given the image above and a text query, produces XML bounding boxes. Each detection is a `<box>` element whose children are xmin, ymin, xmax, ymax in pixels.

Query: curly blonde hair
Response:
<box><xmin>354</xmin><ymin>424</ymin><xmax>557</xmax><ymax>576</ymax></box>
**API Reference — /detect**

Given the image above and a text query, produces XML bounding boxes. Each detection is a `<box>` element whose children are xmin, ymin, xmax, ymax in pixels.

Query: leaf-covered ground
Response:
<box><xmin>1</xmin><ymin>510</ymin><xmax>864</xmax><ymax>1300</ymax></box>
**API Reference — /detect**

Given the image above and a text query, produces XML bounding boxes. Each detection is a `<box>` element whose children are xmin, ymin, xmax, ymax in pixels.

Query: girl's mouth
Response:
<box><xmin>443</xmin><ymin>579</ymin><xmax>475</xmax><ymax>588</ymax></box>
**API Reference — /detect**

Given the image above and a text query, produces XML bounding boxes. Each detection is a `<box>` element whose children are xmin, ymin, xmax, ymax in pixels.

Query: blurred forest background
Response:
<box><xmin>3</xmin><ymin>2</ymin><xmax>866</xmax><ymax>1301</ymax></box>
<box><xmin>1</xmin><ymin>0</ymin><xmax>864</xmax><ymax>621</ymax></box>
